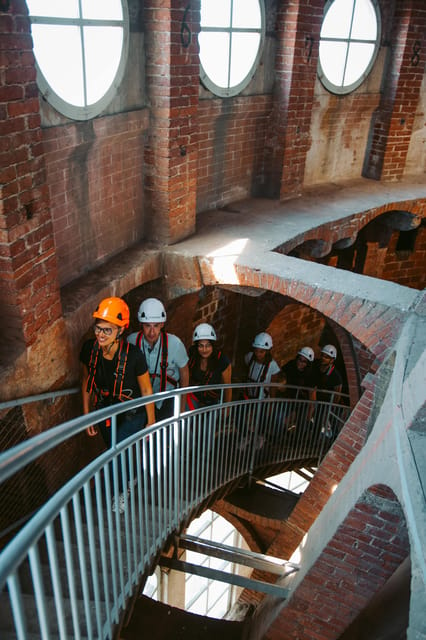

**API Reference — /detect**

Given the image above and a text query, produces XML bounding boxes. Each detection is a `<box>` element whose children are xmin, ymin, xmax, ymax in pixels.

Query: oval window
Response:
<box><xmin>318</xmin><ymin>0</ymin><xmax>381</xmax><ymax>95</ymax></box>
<box><xmin>27</xmin><ymin>0</ymin><xmax>129</xmax><ymax>120</ymax></box>
<box><xmin>199</xmin><ymin>0</ymin><xmax>265</xmax><ymax>98</ymax></box>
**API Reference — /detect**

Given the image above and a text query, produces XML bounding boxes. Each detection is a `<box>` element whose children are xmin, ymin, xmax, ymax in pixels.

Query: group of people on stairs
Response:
<box><xmin>80</xmin><ymin>296</ymin><xmax>343</xmax><ymax>511</ymax></box>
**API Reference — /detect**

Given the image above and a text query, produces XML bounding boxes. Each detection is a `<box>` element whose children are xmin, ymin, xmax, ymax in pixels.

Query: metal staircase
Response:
<box><xmin>0</xmin><ymin>384</ymin><xmax>350</xmax><ymax>639</ymax></box>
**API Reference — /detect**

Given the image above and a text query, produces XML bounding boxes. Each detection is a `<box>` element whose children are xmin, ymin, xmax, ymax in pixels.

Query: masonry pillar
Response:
<box><xmin>363</xmin><ymin>0</ymin><xmax>426</xmax><ymax>181</ymax></box>
<box><xmin>144</xmin><ymin>0</ymin><xmax>199</xmax><ymax>245</ymax></box>
<box><xmin>263</xmin><ymin>0</ymin><xmax>323</xmax><ymax>199</ymax></box>
<box><xmin>0</xmin><ymin>0</ymin><xmax>62</xmax><ymax>366</ymax></box>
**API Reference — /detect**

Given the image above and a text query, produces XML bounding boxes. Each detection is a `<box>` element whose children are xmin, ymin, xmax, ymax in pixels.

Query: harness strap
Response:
<box><xmin>86</xmin><ymin>341</ymin><xmax>101</xmax><ymax>396</ymax></box>
<box><xmin>138</xmin><ymin>330</ymin><xmax>173</xmax><ymax>391</ymax></box>
<box><xmin>112</xmin><ymin>340</ymin><xmax>130</xmax><ymax>399</ymax></box>
<box><xmin>247</xmin><ymin>353</ymin><xmax>270</xmax><ymax>398</ymax></box>
<box><xmin>159</xmin><ymin>331</ymin><xmax>168</xmax><ymax>392</ymax></box>
<box><xmin>86</xmin><ymin>339</ymin><xmax>129</xmax><ymax>405</ymax></box>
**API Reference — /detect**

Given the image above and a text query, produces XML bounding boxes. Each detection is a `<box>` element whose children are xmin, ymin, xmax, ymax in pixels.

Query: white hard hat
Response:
<box><xmin>193</xmin><ymin>323</ymin><xmax>217</xmax><ymax>342</ymax></box>
<box><xmin>138</xmin><ymin>298</ymin><xmax>167</xmax><ymax>323</ymax></box>
<box><xmin>321</xmin><ymin>344</ymin><xmax>337</xmax><ymax>359</ymax></box>
<box><xmin>252</xmin><ymin>332</ymin><xmax>273</xmax><ymax>350</ymax></box>
<box><xmin>298</xmin><ymin>346</ymin><xmax>314</xmax><ymax>362</ymax></box>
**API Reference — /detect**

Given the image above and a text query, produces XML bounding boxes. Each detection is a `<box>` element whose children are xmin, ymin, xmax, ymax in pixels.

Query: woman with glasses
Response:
<box><xmin>80</xmin><ymin>297</ymin><xmax>155</xmax><ymax>511</ymax></box>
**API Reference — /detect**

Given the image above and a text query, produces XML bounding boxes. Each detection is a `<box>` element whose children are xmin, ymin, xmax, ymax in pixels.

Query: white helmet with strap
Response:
<box><xmin>321</xmin><ymin>344</ymin><xmax>337</xmax><ymax>359</ymax></box>
<box><xmin>138</xmin><ymin>298</ymin><xmax>167</xmax><ymax>323</ymax></box>
<box><xmin>298</xmin><ymin>346</ymin><xmax>314</xmax><ymax>362</ymax></box>
<box><xmin>252</xmin><ymin>332</ymin><xmax>273</xmax><ymax>350</ymax></box>
<box><xmin>193</xmin><ymin>323</ymin><xmax>217</xmax><ymax>342</ymax></box>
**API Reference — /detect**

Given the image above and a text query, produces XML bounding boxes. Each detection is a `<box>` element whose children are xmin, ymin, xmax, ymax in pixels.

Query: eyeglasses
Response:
<box><xmin>94</xmin><ymin>325</ymin><xmax>114</xmax><ymax>336</ymax></box>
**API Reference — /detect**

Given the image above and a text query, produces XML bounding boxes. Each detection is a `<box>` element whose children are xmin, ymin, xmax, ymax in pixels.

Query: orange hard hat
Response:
<box><xmin>92</xmin><ymin>297</ymin><xmax>130</xmax><ymax>328</ymax></box>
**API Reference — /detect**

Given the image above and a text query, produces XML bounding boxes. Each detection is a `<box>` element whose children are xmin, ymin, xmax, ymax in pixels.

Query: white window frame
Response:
<box><xmin>317</xmin><ymin>0</ymin><xmax>381</xmax><ymax>95</ymax></box>
<box><xmin>199</xmin><ymin>0</ymin><xmax>265</xmax><ymax>98</ymax></box>
<box><xmin>27</xmin><ymin>1</ymin><xmax>129</xmax><ymax>120</ymax></box>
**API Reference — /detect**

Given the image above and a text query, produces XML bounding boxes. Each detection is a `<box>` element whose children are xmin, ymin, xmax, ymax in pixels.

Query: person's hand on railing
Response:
<box><xmin>86</xmin><ymin>424</ymin><xmax>98</xmax><ymax>437</ymax></box>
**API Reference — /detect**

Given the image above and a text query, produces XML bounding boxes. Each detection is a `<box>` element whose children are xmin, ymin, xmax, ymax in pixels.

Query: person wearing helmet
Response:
<box><xmin>186</xmin><ymin>323</ymin><xmax>232</xmax><ymax>409</ymax></box>
<box><xmin>280</xmin><ymin>346</ymin><xmax>316</xmax><ymax>400</ymax></box>
<box><xmin>277</xmin><ymin>346</ymin><xmax>316</xmax><ymax>431</ymax></box>
<box><xmin>312</xmin><ymin>344</ymin><xmax>343</xmax><ymax>439</ymax></box>
<box><xmin>313</xmin><ymin>344</ymin><xmax>342</xmax><ymax>401</ymax></box>
<box><xmin>80</xmin><ymin>297</ymin><xmax>155</xmax><ymax>434</ymax></box>
<box><xmin>127</xmin><ymin>297</ymin><xmax>189</xmax><ymax>419</ymax></box>
<box><xmin>80</xmin><ymin>297</ymin><xmax>155</xmax><ymax>511</ymax></box>
<box><xmin>243</xmin><ymin>332</ymin><xmax>280</xmax><ymax>399</ymax></box>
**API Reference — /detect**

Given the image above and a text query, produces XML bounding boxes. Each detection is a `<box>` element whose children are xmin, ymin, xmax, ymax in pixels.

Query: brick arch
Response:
<box><xmin>211</xmin><ymin>502</ymin><xmax>264</xmax><ymax>555</ymax></box>
<box><xmin>277</xmin><ymin>197</ymin><xmax>426</xmax><ymax>256</ymax></box>
<box><xmin>327</xmin><ymin>321</ymin><xmax>361</xmax><ymax>407</ymax></box>
<box><xmin>262</xmin><ymin>484</ymin><xmax>409</xmax><ymax>640</ymax></box>
<box><xmin>195</xmin><ymin>255</ymin><xmax>416</xmax><ymax>362</ymax></box>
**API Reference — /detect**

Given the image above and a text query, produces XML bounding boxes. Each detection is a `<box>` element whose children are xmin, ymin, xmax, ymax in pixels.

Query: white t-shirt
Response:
<box><xmin>127</xmin><ymin>331</ymin><xmax>188</xmax><ymax>408</ymax></box>
<box><xmin>244</xmin><ymin>351</ymin><xmax>280</xmax><ymax>398</ymax></box>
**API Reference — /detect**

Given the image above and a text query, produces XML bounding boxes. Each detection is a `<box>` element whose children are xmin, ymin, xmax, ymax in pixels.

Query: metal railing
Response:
<box><xmin>0</xmin><ymin>388</ymin><xmax>81</xmax><ymax>541</ymax></box>
<box><xmin>0</xmin><ymin>384</ymin><xmax>350</xmax><ymax>640</ymax></box>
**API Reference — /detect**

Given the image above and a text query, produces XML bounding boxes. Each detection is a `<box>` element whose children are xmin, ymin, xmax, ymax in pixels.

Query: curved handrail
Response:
<box><xmin>0</xmin><ymin>387</ymin><xmax>80</xmax><ymax>412</ymax></box>
<box><xmin>0</xmin><ymin>383</ymin><xmax>350</xmax><ymax>639</ymax></box>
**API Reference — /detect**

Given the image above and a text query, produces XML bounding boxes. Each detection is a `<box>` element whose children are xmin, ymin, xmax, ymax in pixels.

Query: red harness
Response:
<box><xmin>136</xmin><ymin>330</ymin><xmax>177</xmax><ymax>391</ymax></box>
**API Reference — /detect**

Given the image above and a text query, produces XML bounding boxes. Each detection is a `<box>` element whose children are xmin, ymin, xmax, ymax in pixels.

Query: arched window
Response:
<box><xmin>318</xmin><ymin>0</ymin><xmax>381</xmax><ymax>95</ymax></box>
<box><xmin>199</xmin><ymin>0</ymin><xmax>265</xmax><ymax>97</ymax></box>
<box><xmin>26</xmin><ymin>0</ymin><xmax>129</xmax><ymax>120</ymax></box>
<box><xmin>143</xmin><ymin>510</ymin><xmax>250</xmax><ymax>619</ymax></box>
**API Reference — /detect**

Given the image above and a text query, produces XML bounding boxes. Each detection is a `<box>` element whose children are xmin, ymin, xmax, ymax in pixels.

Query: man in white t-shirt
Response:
<box><xmin>127</xmin><ymin>298</ymin><xmax>189</xmax><ymax>420</ymax></box>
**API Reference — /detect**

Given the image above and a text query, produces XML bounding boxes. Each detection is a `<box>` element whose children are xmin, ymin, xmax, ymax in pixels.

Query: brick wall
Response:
<box><xmin>305</xmin><ymin>92</ymin><xmax>382</xmax><ymax>185</ymax></box>
<box><xmin>382</xmin><ymin>223</ymin><xmax>426</xmax><ymax>289</ymax></box>
<box><xmin>43</xmin><ymin>111</ymin><xmax>148</xmax><ymax>287</ymax></box>
<box><xmin>0</xmin><ymin>0</ymin><xmax>62</xmax><ymax>362</ymax></box>
<box><xmin>363</xmin><ymin>0</ymin><xmax>426</xmax><ymax>181</ymax></box>
<box><xmin>144</xmin><ymin>1</ymin><xmax>199</xmax><ymax>244</ymax></box>
<box><xmin>262</xmin><ymin>0</ymin><xmax>323</xmax><ymax>198</ymax></box>
<box><xmin>264</xmin><ymin>486</ymin><xmax>408</xmax><ymax>640</ymax></box>
<box><xmin>268</xmin><ymin>303</ymin><xmax>326</xmax><ymax>368</ymax></box>
<box><xmin>197</xmin><ymin>96</ymin><xmax>272</xmax><ymax>212</ymax></box>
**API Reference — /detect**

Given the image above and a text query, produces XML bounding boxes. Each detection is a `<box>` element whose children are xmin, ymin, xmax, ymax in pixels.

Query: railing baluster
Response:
<box><xmin>45</xmin><ymin>523</ymin><xmax>67</xmax><ymax>639</ymax></box>
<box><xmin>94</xmin><ymin>471</ymin><xmax>113</xmax><ymax>632</ymax></box>
<box><xmin>59</xmin><ymin>505</ymin><xmax>82</xmax><ymax>638</ymax></box>
<box><xmin>7</xmin><ymin>573</ymin><xmax>28</xmax><ymax>640</ymax></box>
<box><xmin>71</xmin><ymin>492</ymin><xmax>93</xmax><ymax>639</ymax></box>
<box><xmin>82</xmin><ymin>482</ymin><xmax>104</xmax><ymax>637</ymax></box>
<box><xmin>28</xmin><ymin>544</ymin><xmax>50</xmax><ymax>639</ymax></box>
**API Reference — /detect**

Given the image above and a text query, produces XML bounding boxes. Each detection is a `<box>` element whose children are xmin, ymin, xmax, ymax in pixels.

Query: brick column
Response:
<box><xmin>144</xmin><ymin>0</ymin><xmax>199</xmax><ymax>245</ymax></box>
<box><xmin>363</xmin><ymin>0</ymin><xmax>426</xmax><ymax>181</ymax></box>
<box><xmin>0</xmin><ymin>0</ymin><xmax>62</xmax><ymax>361</ymax></box>
<box><xmin>263</xmin><ymin>0</ymin><xmax>323</xmax><ymax>199</ymax></box>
